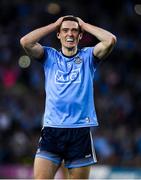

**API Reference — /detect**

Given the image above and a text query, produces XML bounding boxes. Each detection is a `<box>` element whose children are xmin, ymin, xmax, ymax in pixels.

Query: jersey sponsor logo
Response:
<box><xmin>55</xmin><ymin>68</ymin><xmax>81</xmax><ymax>84</ymax></box>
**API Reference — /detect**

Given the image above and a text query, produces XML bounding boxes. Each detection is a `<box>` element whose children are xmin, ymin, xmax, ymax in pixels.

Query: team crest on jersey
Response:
<box><xmin>74</xmin><ymin>56</ymin><xmax>82</xmax><ymax>64</ymax></box>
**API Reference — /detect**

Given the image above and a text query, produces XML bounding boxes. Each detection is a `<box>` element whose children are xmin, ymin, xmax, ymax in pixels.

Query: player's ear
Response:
<box><xmin>79</xmin><ymin>33</ymin><xmax>83</xmax><ymax>40</ymax></box>
<box><xmin>57</xmin><ymin>32</ymin><xmax>60</xmax><ymax>39</ymax></box>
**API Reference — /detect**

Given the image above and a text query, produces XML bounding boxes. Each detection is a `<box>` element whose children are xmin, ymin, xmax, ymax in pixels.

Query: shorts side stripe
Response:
<box><xmin>90</xmin><ymin>130</ymin><xmax>97</xmax><ymax>163</ymax></box>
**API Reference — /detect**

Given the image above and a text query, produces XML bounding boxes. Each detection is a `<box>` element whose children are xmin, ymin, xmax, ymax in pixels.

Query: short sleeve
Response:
<box><xmin>84</xmin><ymin>47</ymin><xmax>101</xmax><ymax>72</ymax></box>
<box><xmin>35</xmin><ymin>46</ymin><xmax>56</xmax><ymax>66</ymax></box>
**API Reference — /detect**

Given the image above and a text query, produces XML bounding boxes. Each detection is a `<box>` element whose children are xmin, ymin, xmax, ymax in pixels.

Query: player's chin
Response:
<box><xmin>66</xmin><ymin>41</ymin><xmax>77</xmax><ymax>46</ymax></box>
<box><xmin>66</xmin><ymin>43</ymin><xmax>76</xmax><ymax>49</ymax></box>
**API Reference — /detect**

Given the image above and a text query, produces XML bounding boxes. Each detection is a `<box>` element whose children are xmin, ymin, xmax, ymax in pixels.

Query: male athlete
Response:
<box><xmin>20</xmin><ymin>15</ymin><xmax>116</xmax><ymax>179</ymax></box>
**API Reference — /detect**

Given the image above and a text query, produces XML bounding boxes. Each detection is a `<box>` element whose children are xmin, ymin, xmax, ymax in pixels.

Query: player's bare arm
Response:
<box><xmin>20</xmin><ymin>17</ymin><xmax>64</xmax><ymax>59</ymax></box>
<box><xmin>77</xmin><ymin>17</ymin><xmax>117</xmax><ymax>59</ymax></box>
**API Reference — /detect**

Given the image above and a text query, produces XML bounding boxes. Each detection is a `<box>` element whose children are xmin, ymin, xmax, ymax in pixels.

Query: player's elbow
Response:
<box><xmin>104</xmin><ymin>35</ymin><xmax>117</xmax><ymax>51</ymax></box>
<box><xmin>20</xmin><ymin>37</ymin><xmax>30</xmax><ymax>48</ymax></box>
<box><xmin>109</xmin><ymin>35</ymin><xmax>117</xmax><ymax>47</ymax></box>
<box><xmin>103</xmin><ymin>35</ymin><xmax>117</xmax><ymax>50</ymax></box>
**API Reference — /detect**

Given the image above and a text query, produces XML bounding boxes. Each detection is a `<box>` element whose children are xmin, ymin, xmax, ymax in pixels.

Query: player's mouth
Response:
<box><xmin>66</xmin><ymin>37</ymin><xmax>74</xmax><ymax>42</ymax></box>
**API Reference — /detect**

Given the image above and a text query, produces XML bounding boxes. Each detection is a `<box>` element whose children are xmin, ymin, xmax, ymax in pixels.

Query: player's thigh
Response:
<box><xmin>55</xmin><ymin>163</ymin><xmax>69</xmax><ymax>179</ymax></box>
<box><xmin>68</xmin><ymin>166</ymin><xmax>91</xmax><ymax>179</ymax></box>
<box><xmin>34</xmin><ymin>157</ymin><xmax>60</xmax><ymax>179</ymax></box>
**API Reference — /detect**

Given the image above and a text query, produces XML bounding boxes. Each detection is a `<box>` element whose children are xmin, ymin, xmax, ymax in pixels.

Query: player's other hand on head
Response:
<box><xmin>76</xmin><ymin>17</ymin><xmax>85</xmax><ymax>30</ymax></box>
<box><xmin>55</xmin><ymin>17</ymin><xmax>64</xmax><ymax>27</ymax></box>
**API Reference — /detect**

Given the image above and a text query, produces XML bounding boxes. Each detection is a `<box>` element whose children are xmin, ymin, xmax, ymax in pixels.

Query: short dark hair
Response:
<box><xmin>57</xmin><ymin>16</ymin><xmax>82</xmax><ymax>33</ymax></box>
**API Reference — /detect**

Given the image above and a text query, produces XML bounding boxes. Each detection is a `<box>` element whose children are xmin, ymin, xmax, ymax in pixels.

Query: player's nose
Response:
<box><xmin>67</xmin><ymin>30</ymin><xmax>73</xmax><ymax>36</ymax></box>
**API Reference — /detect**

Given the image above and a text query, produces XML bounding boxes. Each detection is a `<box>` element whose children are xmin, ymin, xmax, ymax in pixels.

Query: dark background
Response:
<box><xmin>0</xmin><ymin>0</ymin><xmax>141</xmax><ymax>169</ymax></box>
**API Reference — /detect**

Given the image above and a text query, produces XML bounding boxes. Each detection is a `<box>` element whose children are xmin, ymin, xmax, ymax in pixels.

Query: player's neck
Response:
<box><xmin>61</xmin><ymin>47</ymin><xmax>78</xmax><ymax>57</ymax></box>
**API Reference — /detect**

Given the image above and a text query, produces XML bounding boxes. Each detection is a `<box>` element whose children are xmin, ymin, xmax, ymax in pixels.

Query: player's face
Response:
<box><xmin>57</xmin><ymin>21</ymin><xmax>82</xmax><ymax>49</ymax></box>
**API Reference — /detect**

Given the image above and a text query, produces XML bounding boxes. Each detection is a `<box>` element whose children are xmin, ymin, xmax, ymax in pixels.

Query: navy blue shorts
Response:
<box><xmin>35</xmin><ymin>127</ymin><xmax>97</xmax><ymax>168</ymax></box>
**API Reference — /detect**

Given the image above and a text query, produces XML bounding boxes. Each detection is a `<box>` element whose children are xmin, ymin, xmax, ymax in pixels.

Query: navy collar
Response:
<box><xmin>60</xmin><ymin>49</ymin><xmax>80</xmax><ymax>58</ymax></box>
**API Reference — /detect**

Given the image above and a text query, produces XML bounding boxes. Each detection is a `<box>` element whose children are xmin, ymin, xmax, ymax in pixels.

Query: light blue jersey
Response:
<box><xmin>41</xmin><ymin>46</ymin><xmax>99</xmax><ymax>128</ymax></box>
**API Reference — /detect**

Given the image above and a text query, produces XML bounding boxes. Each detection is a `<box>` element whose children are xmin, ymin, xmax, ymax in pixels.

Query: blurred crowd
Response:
<box><xmin>0</xmin><ymin>0</ymin><xmax>141</xmax><ymax>168</ymax></box>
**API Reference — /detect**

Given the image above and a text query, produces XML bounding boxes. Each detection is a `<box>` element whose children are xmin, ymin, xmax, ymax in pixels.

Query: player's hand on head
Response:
<box><xmin>76</xmin><ymin>17</ymin><xmax>85</xmax><ymax>29</ymax></box>
<box><xmin>54</xmin><ymin>17</ymin><xmax>64</xmax><ymax>28</ymax></box>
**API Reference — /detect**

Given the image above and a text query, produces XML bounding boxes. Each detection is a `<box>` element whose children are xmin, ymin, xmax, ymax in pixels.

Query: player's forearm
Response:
<box><xmin>20</xmin><ymin>23</ymin><xmax>58</xmax><ymax>48</ymax></box>
<box><xmin>82</xmin><ymin>23</ymin><xmax>117</xmax><ymax>45</ymax></box>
